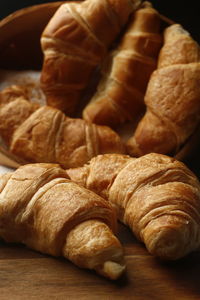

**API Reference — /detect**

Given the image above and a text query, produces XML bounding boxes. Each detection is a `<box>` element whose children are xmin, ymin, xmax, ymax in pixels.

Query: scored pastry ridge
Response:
<box><xmin>40</xmin><ymin>0</ymin><xmax>141</xmax><ymax>114</ymax></box>
<box><xmin>0</xmin><ymin>86</ymin><xmax>124</xmax><ymax>168</ymax></box>
<box><xmin>67</xmin><ymin>153</ymin><xmax>200</xmax><ymax>260</ymax></box>
<box><xmin>0</xmin><ymin>163</ymin><xmax>125</xmax><ymax>280</ymax></box>
<box><xmin>83</xmin><ymin>2</ymin><xmax>163</xmax><ymax>127</ymax></box>
<box><xmin>127</xmin><ymin>23</ymin><xmax>200</xmax><ymax>157</ymax></box>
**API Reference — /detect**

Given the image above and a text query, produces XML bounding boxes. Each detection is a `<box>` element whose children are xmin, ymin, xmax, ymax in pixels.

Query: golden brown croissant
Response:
<box><xmin>83</xmin><ymin>2</ymin><xmax>162</xmax><ymax>127</ymax></box>
<box><xmin>40</xmin><ymin>0</ymin><xmax>141</xmax><ymax>115</ymax></box>
<box><xmin>67</xmin><ymin>152</ymin><xmax>200</xmax><ymax>260</ymax></box>
<box><xmin>126</xmin><ymin>24</ymin><xmax>200</xmax><ymax>157</ymax></box>
<box><xmin>0</xmin><ymin>163</ymin><xmax>125</xmax><ymax>280</ymax></box>
<box><xmin>0</xmin><ymin>86</ymin><xmax>124</xmax><ymax>168</ymax></box>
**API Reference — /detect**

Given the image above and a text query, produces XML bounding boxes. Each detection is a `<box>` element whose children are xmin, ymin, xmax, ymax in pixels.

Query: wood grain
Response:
<box><xmin>0</xmin><ymin>223</ymin><xmax>200</xmax><ymax>300</ymax></box>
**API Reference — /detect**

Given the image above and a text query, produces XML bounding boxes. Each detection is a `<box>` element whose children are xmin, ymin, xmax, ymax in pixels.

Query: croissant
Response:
<box><xmin>67</xmin><ymin>152</ymin><xmax>200</xmax><ymax>260</ymax></box>
<box><xmin>0</xmin><ymin>163</ymin><xmax>125</xmax><ymax>280</ymax></box>
<box><xmin>83</xmin><ymin>2</ymin><xmax>162</xmax><ymax>127</ymax></box>
<box><xmin>0</xmin><ymin>85</ymin><xmax>124</xmax><ymax>168</ymax></box>
<box><xmin>40</xmin><ymin>0</ymin><xmax>141</xmax><ymax>115</ymax></box>
<box><xmin>126</xmin><ymin>24</ymin><xmax>200</xmax><ymax>157</ymax></box>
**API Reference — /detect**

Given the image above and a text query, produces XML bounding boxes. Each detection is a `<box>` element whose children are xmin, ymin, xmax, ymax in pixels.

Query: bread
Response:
<box><xmin>40</xmin><ymin>0</ymin><xmax>141</xmax><ymax>115</ymax></box>
<box><xmin>83</xmin><ymin>2</ymin><xmax>162</xmax><ymax>127</ymax></box>
<box><xmin>67</xmin><ymin>152</ymin><xmax>200</xmax><ymax>260</ymax></box>
<box><xmin>0</xmin><ymin>163</ymin><xmax>125</xmax><ymax>280</ymax></box>
<box><xmin>0</xmin><ymin>85</ymin><xmax>124</xmax><ymax>168</ymax></box>
<box><xmin>0</xmin><ymin>69</ymin><xmax>45</xmax><ymax>105</ymax></box>
<box><xmin>126</xmin><ymin>24</ymin><xmax>200</xmax><ymax>157</ymax></box>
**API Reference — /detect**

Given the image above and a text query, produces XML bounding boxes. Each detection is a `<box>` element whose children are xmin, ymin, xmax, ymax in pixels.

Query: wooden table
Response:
<box><xmin>1</xmin><ymin>223</ymin><xmax>200</xmax><ymax>300</ymax></box>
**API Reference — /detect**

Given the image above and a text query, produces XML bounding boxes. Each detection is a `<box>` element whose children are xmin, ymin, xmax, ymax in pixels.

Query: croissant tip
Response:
<box><xmin>140</xmin><ymin>1</ymin><xmax>153</xmax><ymax>9</ymax></box>
<box><xmin>130</xmin><ymin>0</ymin><xmax>142</xmax><ymax>10</ymax></box>
<box><xmin>146</xmin><ymin>224</ymin><xmax>195</xmax><ymax>261</ymax></box>
<box><xmin>96</xmin><ymin>260</ymin><xmax>126</xmax><ymax>280</ymax></box>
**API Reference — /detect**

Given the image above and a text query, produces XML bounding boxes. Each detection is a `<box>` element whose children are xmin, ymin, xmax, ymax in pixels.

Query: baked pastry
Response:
<box><xmin>0</xmin><ymin>69</ymin><xmax>45</xmax><ymax>105</ymax></box>
<box><xmin>83</xmin><ymin>2</ymin><xmax>162</xmax><ymax>127</ymax></box>
<box><xmin>40</xmin><ymin>0</ymin><xmax>141</xmax><ymax>115</ymax></box>
<box><xmin>67</xmin><ymin>152</ymin><xmax>200</xmax><ymax>260</ymax></box>
<box><xmin>0</xmin><ymin>85</ymin><xmax>124</xmax><ymax>168</ymax></box>
<box><xmin>126</xmin><ymin>24</ymin><xmax>200</xmax><ymax>157</ymax></box>
<box><xmin>0</xmin><ymin>163</ymin><xmax>125</xmax><ymax>280</ymax></box>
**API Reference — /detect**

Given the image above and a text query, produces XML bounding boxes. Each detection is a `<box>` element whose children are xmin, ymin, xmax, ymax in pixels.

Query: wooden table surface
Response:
<box><xmin>0</xmin><ymin>223</ymin><xmax>200</xmax><ymax>300</ymax></box>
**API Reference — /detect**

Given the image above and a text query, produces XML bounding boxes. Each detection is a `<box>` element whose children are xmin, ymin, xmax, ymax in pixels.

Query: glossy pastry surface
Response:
<box><xmin>67</xmin><ymin>152</ymin><xmax>200</xmax><ymax>260</ymax></box>
<box><xmin>83</xmin><ymin>2</ymin><xmax>162</xmax><ymax>127</ymax></box>
<box><xmin>0</xmin><ymin>85</ymin><xmax>124</xmax><ymax>168</ymax></box>
<box><xmin>41</xmin><ymin>0</ymin><xmax>141</xmax><ymax>114</ymax></box>
<box><xmin>0</xmin><ymin>163</ymin><xmax>125</xmax><ymax>279</ymax></box>
<box><xmin>127</xmin><ymin>24</ymin><xmax>200</xmax><ymax>157</ymax></box>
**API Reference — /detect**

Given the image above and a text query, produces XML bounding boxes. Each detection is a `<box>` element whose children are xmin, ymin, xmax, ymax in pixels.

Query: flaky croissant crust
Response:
<box><xmin>127</xmin><ymin>24</ymin><xmax>200</xmax><ymax>157</ymax></box>
<box><xmin>0</xmin><ymin>163</ymin><xmax>125</xmax><ymax>280</ymax></box>
<box><xmin>83</xmin><ymin>2</ymin><xmax>163</xmax><ymax>127</ymax></box>
<box><xmin>40</xmin><ymin>0</ymin><xmax>141</xmax><ymax>114</ymax></box>
<box><xmin>0</xmin><ymin>85</ymin><xmax>124</xmax><ymax>168</ymax></box>
<box><xmin>67</xmin><ymin>153</ymin><xmax>200</xmax><ymax>260</ymax></box>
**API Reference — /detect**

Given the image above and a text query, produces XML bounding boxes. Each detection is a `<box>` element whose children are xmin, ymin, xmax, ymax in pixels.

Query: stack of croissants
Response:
<box><xmin>0</xmin><ymin>0</ymin><xmax>200</xmax><ymax>280</ymax></box>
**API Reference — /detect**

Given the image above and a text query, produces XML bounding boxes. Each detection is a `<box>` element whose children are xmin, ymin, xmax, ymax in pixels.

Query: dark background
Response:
<box><xmin>0</xmin><ymin>0</ymin><xmax>199</xmax><ymax>43</ymax></box>
<box><xmin>0</xmin><ymin>0</ymin><xmax>199</xmax><ymax>175</ymax></box>
<box><xmin>0</xmin><ymin>0</ymin><xmax>199</xmax><ymax>42</ymax></box>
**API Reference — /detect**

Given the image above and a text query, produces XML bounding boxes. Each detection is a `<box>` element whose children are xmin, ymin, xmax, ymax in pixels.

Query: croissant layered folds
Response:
<box><xmin>0</xmin><ymin>163</ymin><xmax>125</xmax><ymax>280</ymax></box>
<box><xmin>127</xmin><ymin>24</ymin><xmax>200</xmax><ymax>157</ymax></box>
<box><xmin>40</xmin><ymin>0</ymin><xmax>141</xmax><ymax>114</ymax></box>
<box><xmin>83</xmin><ymin>2</ymin><xmax>162</xmax><ymax>127</ymax></box>
<box><xmin>0</xmin><ymin>86</ymin><xmax>124</xmax><ymax>168</ymax></box>
<box><xmin>67</xmin><ymin>153</ymin><xmax>200</xmax><ymax>260</ymax></box>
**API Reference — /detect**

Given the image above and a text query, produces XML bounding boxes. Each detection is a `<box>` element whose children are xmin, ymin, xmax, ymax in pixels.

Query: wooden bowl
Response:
<box><xmin>0</xmin><ymin>2</ymin><xmax>64</xmax><ymax>168</ymax></box>
<box><xmin>0</xmin><ymin>1</ymin><xmax>199</xmax><ymax>169</ymax></box>
<box><xmin>0</xmin><ymin>1</ymin><xmax>64</xmax><ymax>70</ymax></box>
